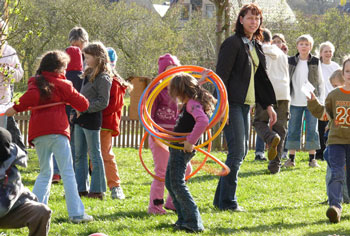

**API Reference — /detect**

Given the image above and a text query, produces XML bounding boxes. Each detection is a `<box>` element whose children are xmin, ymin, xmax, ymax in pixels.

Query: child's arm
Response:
<box><xmin>85</xmin><ymin>74</ymin><xmax>112</xmax><ymax>113</ymax></box>
<box><xmin>307</xmin><ymin>92</ymin><xmax>330</xmax><ymax>120</ymax></box>
<box><xmin>184</xmin><ymin>100</ymin><xmax>209</xmax><ymax>152</ymax></box>
<box><xmin>317</xmin><ymin>63</ymin><xmax>326</xmax><ymax>103</ymax></box>
<box><xmin>9</xmin><ymin>78</ymin><xmax>40</xmax><ymax>114</ymax></box>
<box><xmin>64</xmin><ymin>84</ymin><xmax>89</xmax><ymax>113</ymax></box>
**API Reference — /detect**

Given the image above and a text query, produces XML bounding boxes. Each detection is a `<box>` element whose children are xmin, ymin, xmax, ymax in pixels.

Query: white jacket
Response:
<box><xmin>0</xmin><ymin>42</ymin><xmax>24</xmax><ymax>104</ymax></box>
<box><xmin>262</xmin><ymin>44</ymin><xmax>290</xmax><ymax>101</ymax></box>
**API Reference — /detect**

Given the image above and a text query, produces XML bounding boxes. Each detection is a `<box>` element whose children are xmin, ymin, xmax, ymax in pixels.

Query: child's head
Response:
<box><xmin>317</xmin><ymin>41</ymin><xmax>335</xmax><ymax>63</ymax></box>
<box><xmin>36</xmin><ymin>50</ymin><xmax>70</xmax><ymax>99</ymax></box>
<box><xmin>168</xmin><ymin>72</ymin><xmax>216</xmax><ymax>115</ymax></box>
<box><xmin>342</xmin><ymin>56</ymin><xmax>350</xmax><ymax>85</ymax></box>
<box><xmin>262</xmin><ymin>28</ymin><xmax>272</xmax><ymax>43</ymax></box>
<box><xmin>0</xmin><ymin>127</ymin><xmax>12</xmax><ymax>166</ymax></box>
<box><xmin>107</xmin><ymin>47</ymin><xmax>117</xmax><ymax>69</ymax></box>
<box><xmin>272</xmin><ymin>33</ymin><xmax>286</xmax><ymax>48</ymax></box>
<box><xmin>329</xmin><ymin>69</ymin><xmax>344</xmax><ymax>88</ymax></box>
<box><xmin>158</xmin><ymin>53</ymin><xmax>181</xmax><ymax>74</ymax></box>
<box><xmin>296</xmin><ymin>34</ymin><xmax>314</xmax><ymax>56</ymax></box>
<box><xmin>68</xmin><ymin>26</ymin><xmax>89</xmax><ymax>50</ymax></box>
<box><xmin>83</xmin><ymin>41</ymin><xmax>111</xmax><ymax>82</ymax></box>
<box><xmin>65</xmin><ymin>46</ymin><xmax>83</xmax><ymax>72</ymax></box>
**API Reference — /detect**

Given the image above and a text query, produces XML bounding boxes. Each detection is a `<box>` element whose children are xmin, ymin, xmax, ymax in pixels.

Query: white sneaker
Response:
<box><xmin>111</xmin><ymin>186</ymin><xmax>125</xmax><ymax>200</ymax></box>
<box><xmin>69</xmin><ymin>213</ymin><xmax>93</xmax><ymax>224</ymax></box>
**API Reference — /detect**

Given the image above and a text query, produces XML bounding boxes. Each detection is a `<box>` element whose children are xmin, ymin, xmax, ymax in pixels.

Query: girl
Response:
<box><xmin>148</xmin><ymin>53</ymin><xmax>193</xmax><ymax>215</ymax></box>
<box><xmin>74</xmin><ymin>42</ymin><xmax>112</xmax><ymax>200</ymax></box>
<box><xmin>307</xmin><ymin>58</ymin><xmax>350</xmax><ymax>223</ymax></box>
<box><xmin>316</xmin><ymin>41</ymin><xmax>341</xmax><ymax>160</ymax></box>
<box><xmin>100</xmin><ymin>47</ymin><xmax>132</xmax><ymax>200</ymax></box>
<box><xmin>165</xmin><ymin>72</ymin><xmax>216</xmax><ymax>232</ymax></box>
<box><xmin>5</xmin><ymin>50</ymin><xmax>93</xmax><ymax>223</ymax></box>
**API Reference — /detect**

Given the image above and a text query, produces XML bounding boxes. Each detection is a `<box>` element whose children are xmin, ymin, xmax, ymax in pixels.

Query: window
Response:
<box><xmin>206</xmin><ymin>4</ymin><xmax>215</xmax><ymax>18</ymax></box>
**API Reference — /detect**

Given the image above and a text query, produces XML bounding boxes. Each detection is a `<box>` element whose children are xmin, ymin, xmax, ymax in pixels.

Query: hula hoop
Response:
<box><xmin>138</xmin><ymin>65</ymin><xmax>230</xmax><ymax>181</ymax></box>
<box><xmin>0</xmin><ymin>102</ymin><xmax>66</xmax><ymax>116</ymax></box>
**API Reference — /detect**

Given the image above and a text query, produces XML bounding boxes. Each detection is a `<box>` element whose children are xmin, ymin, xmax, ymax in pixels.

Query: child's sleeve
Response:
<box><xmin>307</xmin><ymin>97</ymin><xmax>329</xmax><ymax>121</ymax></box>
<box><xmin>186</xmin><ymin>100</ymin><xmax>209</xmax><ymax>145</ymax></box>
<box><xmin>12</xmin><ymin>78</ymin><xmax>40</xmax><ymax>112</ymax></box>
<box><xmin>64</xmin><ymin>83</ymin><xmax>89</xmax><ymax>112</ymax></box>
<box><xmin>317</xmin><ymin>63</ymin><xmax>325</xmax><ymax>104</ymax></box>
<box><xmin>85</xmin><ymin>74</ymin><xmax>112</xmax><ymax>113</ymax></box>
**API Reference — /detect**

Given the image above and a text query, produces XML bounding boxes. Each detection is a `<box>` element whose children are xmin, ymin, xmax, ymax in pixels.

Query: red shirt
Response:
<box><xmin>102</xmin><ymin>76</ymin><xmax>127</xmax><ymax>136</ymax></box>
<box><xmin>13</xmin><ymin>71</ymin><xmax>89</xmax><ymax>145</ymax></box>
<box><xmin>65</xmin><ymin>46</ymin><xmax>83</xmax><ymax>72</ymax></box>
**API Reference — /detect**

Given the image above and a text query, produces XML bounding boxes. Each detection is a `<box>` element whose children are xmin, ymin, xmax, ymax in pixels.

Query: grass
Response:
<box><xmin>2</xmin><ymin>148</ymin><xmax>350</xmax><ymax>236</ymax></box>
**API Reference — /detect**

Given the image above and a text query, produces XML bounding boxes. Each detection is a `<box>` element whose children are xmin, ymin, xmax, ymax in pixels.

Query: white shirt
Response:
<box><xmin>321</xmin><ymin>61</ymin><xmax>341</xmax><ymax>99</ymax></box>
<box><xmin>0</xmin><ymin>42</ymin><xmax>24</xmax><ymax>104</ymax></box>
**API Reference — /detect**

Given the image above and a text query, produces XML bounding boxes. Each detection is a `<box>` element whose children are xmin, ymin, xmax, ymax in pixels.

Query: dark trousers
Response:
<box><xmin>316</xmin><ymin>120</ymin><xmax>328</xmax><ymax>160</ymax></box>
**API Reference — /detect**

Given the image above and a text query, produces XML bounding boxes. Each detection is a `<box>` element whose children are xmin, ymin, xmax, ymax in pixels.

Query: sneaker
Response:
<box><xmin>281</xmin><ymin>151</ymin><xmax>288</xmax><ymax>159</ymax></box>
<box><xmin>268</xmin><ymin>161</ymin><xmax>281</xmax><ymax>174</ymax></box>
<box><xmin>255</xmin><ymin>154</ymin><xmax>267</xmax><ymax>161</ymax></box>
<box><xmin>69</xmin><ymin>213</ymin><xmax>93</xmax><ymax>224</ymax></box>
<box><xmin>228</xmin><ymin>206</ymin><xmax>246</xmax><ymax>212</ymax></box>
<box><xmin>326</xmin><ymin>205</ymin><xmax>341</xmax><ymax>223</ymax></box>
<box><xmin>87</xmin><ymin>192</ymin><xmax>104</xmax><ymax>200</ymax></box>
<box><xmin>309</xmin><ymin>159</ymin><xmax>320</xmax><ymax>168</ymax></box>
<box><xmin>283</xmin><ymin>159</ymin><xmax>295</xmax><ymax>168</ymax></box>
<box><xmin>267</xmin><ymin>135</ymin><xmax>280</xmax><ymax>161</ymax></box>
<box><xmin>111</xmin><ymin>187</ymin><xmax>125</xmax><ymax>200</ymax></box>
<box><xmin>52</xmin><ymin>174</ymin><xmax>61</xmax><ymax>184</ymax></box>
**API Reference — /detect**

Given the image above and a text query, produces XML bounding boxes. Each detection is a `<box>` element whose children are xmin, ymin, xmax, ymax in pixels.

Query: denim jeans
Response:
<box><xmin>165</xmin><ymin>148</ymin><xmax>204</xmax><ymax>231</ymax></box>
<box><xmin>32</xmin><ymin>134</ymin><xmax>85</xmax><ymax>217</ymax></box>
<box><xmin>74</xmin><ymin>124</ymin><xmax>106</xmax><ymax>193</ymax></box>
<box><xmin>0</xmin><ymin>115</ymin><xmax>7</xmax><ymax>129</ymax></box>
<box><xmin>328</xmin><ymin>144</ymin><xmax>350</xmax><ymax>209</ymax></box>
<box><xmin>255</xmin><ymin>135</ymin><xmax>265</xmax><ymax>155</ymax></box>
<box><xmin>53</xmin><ymin>156</ymin><xmax>59</xmax><ymax>175</ymax></box>
<box><xmin>285</xmin><ymin>105</ymin><xmax>320</xmax><ymax>150</ymax></box>
<box><xmin>213</xmin><ymin>103</ymin><xmax>250</xmax><ymax>210</ymax></box>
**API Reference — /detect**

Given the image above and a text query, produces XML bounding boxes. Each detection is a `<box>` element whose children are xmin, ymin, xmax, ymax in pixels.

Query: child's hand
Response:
<box><xmin>76</xmin><ymin>111</ymin><xmax>81</xmax><ymax>118</ymax></box>
<box><xmin>198</xmin><ymin>69</ymin><xmax>212</xmax><ymax>84</ymax></box>
<box><xmin>307</xmin><ymin>92</ymin><xmax>316</xmax><ymax>101</ymax></box>
<box><xmin>184</xmin><ymin>140</ymin><xmax>194</xmax><ymax>153</ymax></box>
<box><xmin>5</xmin><ymin>107</ymin><xmax>16</xmax><ymax>117</ymax></box>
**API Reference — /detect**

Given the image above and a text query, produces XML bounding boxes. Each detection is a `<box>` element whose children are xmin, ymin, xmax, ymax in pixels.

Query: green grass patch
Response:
<box><xmin>2</xmin><ymin>149</ymin><xmax>349</xmax><ymax>235</ymax></box>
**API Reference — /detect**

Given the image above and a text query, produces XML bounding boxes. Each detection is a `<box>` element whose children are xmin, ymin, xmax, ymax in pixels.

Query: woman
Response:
<box><xmin>213</xmin><ymin>3</ymin><xmax>277</xmax><ymax>211</ymax></box>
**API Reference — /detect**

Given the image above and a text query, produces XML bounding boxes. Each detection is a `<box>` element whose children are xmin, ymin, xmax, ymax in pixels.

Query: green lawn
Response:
<box><xmin>2</xmin><ymin>148</ymin><xmax>349</xmax><ymax>236</ymax></box>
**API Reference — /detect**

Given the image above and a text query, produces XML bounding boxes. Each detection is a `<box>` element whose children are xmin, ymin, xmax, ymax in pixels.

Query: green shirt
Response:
<box><xmin>244</xmin><ymin>47</ymin><xmax>259</xmax><ymax>105</ymax></box>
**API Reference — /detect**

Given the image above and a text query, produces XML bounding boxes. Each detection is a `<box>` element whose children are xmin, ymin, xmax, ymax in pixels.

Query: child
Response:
<box><xmin>74</xmin><ymin>42</ymin><xmax>112</xmax><ymax>200</ymax></box>
<box><xmin>52</xmin><ymin>46</ymin><xmax>84</xmax><ymax>184</ymax></box>
<box><xmin>5</xmin><ymin>50</ymin><xmax>93</xmax><ymax>223</ymax></box>
<box><xmin>0</xmin><ymin>127</ymin><xmax>51</xmax><ymax>235</ymax></box>
<box><xmin>100</xmin><ymin>47</ymin><xmax>131</xmax><ymax>199</ymax></box>
<box><xmin>284</xmin><ymin>34</ymin><xmax>325</xmax><ymax>168</ymax></box>
<box><xmin>322</xmin><ymin>70</ymin><xmax>349</xmax><ymax>204</ymax></box>
<box><xmin>307</xmin><ymin>58</ymin><xmax>350</xmax><ymax>223</ymax></box>
<box><xmin>148</xmin><ymin>53</ymin><xmax>192</xmax><ymax>214</ymax></box>
<box><xmin>272</xmin><ymin>33</ymin><xmax>288</xmax><ymax>55</ymax></box>
<box><xmin>165</xmin><ymin>72</ymin><xmax>216</xmax><ymax>232</ymax></box>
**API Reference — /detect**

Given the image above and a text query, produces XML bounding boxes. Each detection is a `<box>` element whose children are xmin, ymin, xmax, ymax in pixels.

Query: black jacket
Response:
<box><xmin>216</xmin><ymin>34</ymin><xmax>276</xmax><ymax>109</ymax></box>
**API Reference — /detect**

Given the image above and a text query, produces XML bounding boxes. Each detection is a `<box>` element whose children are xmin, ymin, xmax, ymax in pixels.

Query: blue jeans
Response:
<box><xmin>0</xmin><ymin>115</ymin><xmax>7</xmax><ymax>129</ymax></box>
<box><xmin>328</xmin><ymin>144</ymin><xmax>350</xmax><ymax>209</ymax></box>
<box><xmin>255</xmin><ymin>135</ymin><xmax>265</xmax><ymax>155</ymax></box>
<box><xmin>213</xmin><ymin>103</ymin><xmax>250</xmax><ymax>210</ymax></box>
<box><xmin>32</xmin><ymin>134</ymin><xmax>85</xmax><ymax>217</ymax></box>
<box><xmin>74</xmin><ymin>124</ymin><xmax>106</xmax><ymax>193</ymax></box>
<box><xmin>165</xmin><ymin>148</ymin><xmax>204</xmax><ymax>231</ymax></box>
<box><xmin>285</xmin><ymin>105</ymin><xmax>320</xmax><ymax>150</ymax></box>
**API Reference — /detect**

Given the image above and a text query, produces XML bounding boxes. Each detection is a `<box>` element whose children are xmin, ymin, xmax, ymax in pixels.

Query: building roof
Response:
<box><xmin>153</xmin><ymin>4</ymin><xmax>171</xmax><ymax>17</ymax></box>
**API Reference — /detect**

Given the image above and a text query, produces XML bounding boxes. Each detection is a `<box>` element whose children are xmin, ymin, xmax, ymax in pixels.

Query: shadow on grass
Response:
<box><xmin>188</xmin><ymin>174</ymin><xmax>219</xmax><ymax>183</ymax></box>
<box><xmin>97</xmin><ymin>210</ymin><xmax>150</xmax><ymax>221</ymax></box>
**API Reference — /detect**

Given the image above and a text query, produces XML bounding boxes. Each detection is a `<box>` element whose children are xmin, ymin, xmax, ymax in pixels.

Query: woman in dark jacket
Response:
<box><xmin>213</xmin><ymin>3</ymin><xmax>277</xmax><ymax>211</ymax></box>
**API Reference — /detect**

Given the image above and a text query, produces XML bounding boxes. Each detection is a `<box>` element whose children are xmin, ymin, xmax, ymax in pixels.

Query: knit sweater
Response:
<box><xmin>307</xmin><ymin>87</ymin><xmax>350</xmax><ymax>145</ymax></box>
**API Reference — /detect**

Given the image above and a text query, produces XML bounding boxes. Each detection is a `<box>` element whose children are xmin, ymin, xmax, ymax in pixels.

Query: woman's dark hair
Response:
<box><xmin>234</xmin><ymin>3</ymin><xmax>263</xmax><ymax>41</ymax></box>
<box><xmin>35</xmin><ymin>50</ymin><xmax>70</xmax><ymax>100</ymax></box>
<box><xmin>168</xmin><ymin>72</ymin><xmax>217</xmax><ymax>116</ymax></box>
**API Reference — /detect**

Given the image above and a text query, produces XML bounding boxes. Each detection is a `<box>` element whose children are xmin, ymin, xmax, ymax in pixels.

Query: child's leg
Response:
<box><xmin>148</xmin><ymin>136</ymin><xmax>169</xmax><ymax>214</ymax></box>
<box><xmin>53</xmin><ymin>134</ymin><xmax>85</xmax><ymax>217</ymax></box>
<box><xmin>166</xmin><ymin>148</ymin><xmax>204</xmax><ymax>231</ymax></box>
<box><xmin>285</xmin><ymin>106</ymin><xmax>304</xmax><ymax>152</ymax></box>
<box><xmin>328</xmin><ymin>144</ymin><xmax>346</xmax><ymax>209</ymax></box>
<box><xmin>100</xmin><ymin>130</ymin><xmax>121</xmax><ymax>189</ymax></box>
<box><xmin>304</xmin><ymin>108</ymin><xmax>320</xmax><ymax>151</ymax></box>
<box><xmin>83</xmin><ymin>128</ymin><xmax>107</xmax><ymax>193</ymax></box>
<box><xmin>0</xmin><ymin>201</ymin><xmax>51</xmax><ymax>236</ymax></box>
<box><xmin>74</xmin><ymin>124</ymin><xmax>89</xmax><ymax>193</ymax></box>
<box><xmin>344</xmin><ymin>146</ymin><xmax>350</xmax><ymax>203</ymax></box>
<box><xmin>32</xmin><ymin>135</ymin><xmax>55</xmax><ymax>204</ymax></box>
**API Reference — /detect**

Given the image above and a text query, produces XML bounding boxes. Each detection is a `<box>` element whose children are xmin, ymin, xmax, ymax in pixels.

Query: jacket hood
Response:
<box><xmin>0</xmin><ymin>144</ymin><xmax>27</xmax><ymax>179</ymax></box>
<box><xmin>262</xmin><ymin>44</ymin><xmax>282</xmax><ymax>60</ymax></box>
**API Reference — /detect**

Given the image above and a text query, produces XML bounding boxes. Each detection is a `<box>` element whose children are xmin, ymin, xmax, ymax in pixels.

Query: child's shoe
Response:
<box><xmin>267</xmin><ymin>135</ymin><xmax>280</xmax><ymax>161</ymax></box>
<box><xmin>69</xmin><ymin>213</ymin><xmax>93</xmax><ymax>224</ymax></box>
<box><xmin>309</xmin><ymin>159</ymin><xmax>320</xmax><ymax>168</ymax></box>
<box><xmin>148</xmin><ymin>206</ymin><xmax>167</xmax><ymax>215</ymax></box>
<box><xmin>255</xmin><ymin>153</ymin><xmax>267</xmax><ymax>161</ymax></box>
<box><xmin>283</xmin><ymin>159</ymin><xmax>295</xmax><ymax>168</ymax></box>
<box><xmin>326</xmin><ymin>205</ymin><xmax>341</xmax><ymax>223</ymax></box>
<box><xmin>52</xmin><ymin>174</ymin><xmax>61</xmax><ymax>184</ymax></box>
<box><xmin>87</xmin><ymin>192</ymin><xmax>104</xmax><ymax>200</ymax></box>
<box><xmin>111</xmin><ymin>186</ymin><xmax>125</xmax><ymax>200</ymax></box>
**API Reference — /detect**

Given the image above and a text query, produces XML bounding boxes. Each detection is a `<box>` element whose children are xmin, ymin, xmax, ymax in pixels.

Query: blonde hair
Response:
<box><xmin>168</xmin><ymin>72</ymin><xmax>216</xmax><ymax>116</ymax></box>
<box><xmin>316</xmin><ymin>41</ymin><xmax>335</xmax><ymax>62</ymax></box>
<box><xmin>342</xmin><ymin>55</ymin><xmax>350</xmax><ymax>76</ymax></box>
<box><xmin>329</xmin><ymin>69</ymin><xmax>344</xmax><ymax>85</ymax></box>
<box><xmin>296</xmin><ymin>34</ymin><xmax>314</xmax><ymax>48</ymax></box>
<box><xmin>82</xmin><ymin>41</ymin><xmax>112</xmax><ymax>82</ymax></box>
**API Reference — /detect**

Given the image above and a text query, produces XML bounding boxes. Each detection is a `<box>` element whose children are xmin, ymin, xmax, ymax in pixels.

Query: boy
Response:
<box><xmin>283</xmin><ymin>34</ymin><xmax>325</xmax><ymax>168</ymax></box>
<box><xmin>0</xmin><ymin>127</ymin><xmax>51</xmax><ymax>235</ymax></box>
<box><xmin>253</xmin><ymin>28</ymin><xmax>290</xmax><ymax>174</ymax></box>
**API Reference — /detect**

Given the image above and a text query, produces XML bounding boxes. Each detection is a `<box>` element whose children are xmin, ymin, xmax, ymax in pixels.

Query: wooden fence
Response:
<box><xmin>14</xmin><ymin>105</ymin><xmax>288</xmax><ymax>151</ymax></box>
